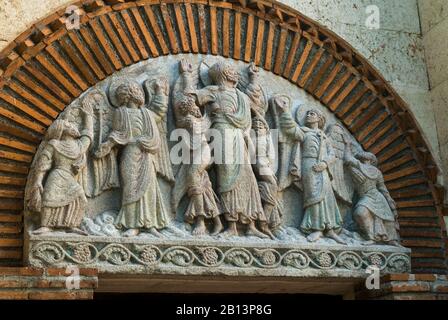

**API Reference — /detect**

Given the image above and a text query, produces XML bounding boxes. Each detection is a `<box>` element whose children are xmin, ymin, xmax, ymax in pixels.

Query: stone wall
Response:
<box><xmin>0</xmin><ymin>0</ymin><xmax>440</xmax><ymax>172</ymax></box>
<box><xmin>356</xmin><ymin>273</ymin><xmax>448</xmax><ymax>300</ymax></box>
<box><xmin>0</xmin><ymin>267</ymin><xmax>97</xmax><ymax>299</ymax></box>
<box><xmin>419</xmin><ymin>1</ymin><xmax>448</xmax><ymax>212</ymax></box>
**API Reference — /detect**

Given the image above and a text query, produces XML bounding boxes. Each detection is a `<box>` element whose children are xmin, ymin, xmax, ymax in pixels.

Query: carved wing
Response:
<box><xmin>326</xmin><ymin>124</ymin><xmax>354</xmax><ymax>205</ymax></box>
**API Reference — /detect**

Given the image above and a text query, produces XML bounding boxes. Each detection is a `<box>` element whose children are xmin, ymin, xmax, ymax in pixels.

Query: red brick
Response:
<box><xmin>0</xmin><ymin>280</ymin><xmax>24</xmax><ymax>288</ymax></box>
<box><xmin>0</xmin><ymin>249</ymin><xmax>22</xmax><ymax>259</ymax></box>
<box><xmin>414</xmin><ymin>274</ymin><xmax>437</xmax><ymax>282</ymax></box>
<box><xmin>433</xmin><ymin>284</ymin><xmax>448</xmax><ymax>293</ymax></box>
<box><xmin>45</xmin><ymin>268</ymin><xmax>71</xmax><ymax>277</ymax></box>
<box><xmin>78</xmin><ymin>268</ymin><xmax>98</xmax><ymax>277</ymax></box>
<box><xmin>0</xmin><ymin>290</ymin><xmax>29</xmax><ymax>299</ymax></box>
<box><xmin>382</xmin><ymin>274</ymin><xmax>410</xmax><ymax>282</ymax></box>
<box><xmin>0</xmin><ymin>267</ymin><xmax>43</xmax><ymax>276</ymax></box>
<box><xmin>33</xmin><ymin>279</ymin><xmax>66</xmax><ymax>289</ymax></box>
<box><xmin>45</xmin><ymin>267</ymin><xmax>98</xmax><ymax>277</ymax></box>
<box><xmin>390</xmin><ymin>282</ymin><xmax>431</xmax><ymax>293</ymax></box>
<box><xmin>28</xmin><ymin>290</ymin><xmax>93</xmax><ymax>300</ymax></box>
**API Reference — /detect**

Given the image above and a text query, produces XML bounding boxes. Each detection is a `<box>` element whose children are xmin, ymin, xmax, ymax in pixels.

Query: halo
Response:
<box><xmin>82</xmin><ymin>88</ymin><xmax>109</xmax><ymax>108</ymax></box>
<box><xmin>108</xmin><ymin>76</ymin><xmax>143</xmax><ymax>108</ymax></box>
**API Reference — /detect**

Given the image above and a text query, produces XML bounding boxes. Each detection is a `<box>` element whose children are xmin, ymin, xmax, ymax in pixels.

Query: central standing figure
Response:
<box><xmin>95</xmin><ymin>79</ymin><xmax>171</xmax><ymax>237</ymax></box>
<box><xmin>193</xmin><ymin>61</ymin><xmax>273</xmax><ymax>239</ymax></box>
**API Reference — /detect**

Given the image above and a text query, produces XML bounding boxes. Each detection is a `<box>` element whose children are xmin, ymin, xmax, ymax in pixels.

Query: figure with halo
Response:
<box><xmin>273</xmin><ymin>95</ymin><xmax>345</xmax><ymax>244</ymax></box>
<box><xmin>191</xmin><ymin>60</ymin><xmax>274</xmax><ymax>239</ymax></box>
<box><xmin>95</xmin><ymin>78</ymin><xmax>171</xmax><ymax>237</ymax></box>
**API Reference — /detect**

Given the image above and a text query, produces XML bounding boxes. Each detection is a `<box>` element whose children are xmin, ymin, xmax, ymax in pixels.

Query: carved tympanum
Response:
<box><xmin>25</xmin><ymin>56</ymin><xmax>406</xmax><ymax>273</ymax></box>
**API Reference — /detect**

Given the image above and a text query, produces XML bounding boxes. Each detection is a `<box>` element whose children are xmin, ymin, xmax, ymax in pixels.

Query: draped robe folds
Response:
<box><xmin>40</xmin><ymin>138</ymin><xmax>91</xmax><ymax>228</ymax></box>
<box><xmin>279</xmin><ymin>114</ymin><xmax>343</xmax><ymax>233</ymax></box>
<box><xmin>172</xmin><ymin>113</ymin><xmax>221</xmax><ymax>223</ymax></box>
<box><xmin>346</xmin><ymin>157</ymin><xmax>399</xmax><ymax>241</ymax></box>
<box><xmin>149</xmin><ymin>95</ymin><xmax>175</xmax><ymax>183</ymax></box>
<box><xmin>83</xmin><ymin>103</ymin><xmax>119</xmax><ymax>197</ymax></box>
<box><xmin>109</xmin><ymin>107</ymin><xmax>170</xmax><ymax>230</ymax></box>
<box><xmin>196</xmin><ymin>87</ymin><xmax>266</xmax><ymax>224</ymax></box>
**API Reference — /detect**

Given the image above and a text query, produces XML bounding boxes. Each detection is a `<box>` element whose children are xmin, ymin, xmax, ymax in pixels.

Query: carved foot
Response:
<box><xmin>210</xmin><ymin>217</ymin><xmax>224</xmax><ymax>236</ymax></box>
<box><xmin>123</xmin><ymin>228</ymin><xmax>140</xmax><ymax>237</ymax></box>
<box><xmin>361</xmin><ymin>240</ymin><xmax>377</xmax><ymax>246</ymax></box>
<box><xmin>68</xmin><ymin>227</ymin><xmax>88</xmax><ymax>236</ymax></box>
<box><xmin>148</xmin><ymin>227</ymin><xmax>165</xmax><ymax>238</ymax></box>
<box><xmin>306</xmin><ymin>231</ymin><xmax>323</xmax><ymax>242</ymax></box>
<box><xmin>388</xmin><ymin>240</ymin><xmax>403</xmax><ymax>248</ymax></box>
<box><xmin>326</xmin><ymin>229</ymin><xmax>347</xmax><ymax>245</ymax></box>
<box><xmin>260</xmin><ymin>224</ymin><xmax>276</xmax><ymax>240</ymax></box>
<box><xmin>246</xmin><ymin>225</ymin><xmax>269</xmax><ymax>239</ymax></box>
<box><xmin>32</xmin><ymin>227</ymin><xmax>54</xmax><ymax>235</ymax></box>
<box><xmin>220</xmin><ymin>222</ymin><xmax>239</xmax><ymax>238</ymax></box>
<box><xmin>192</xmin><ymin>219</ymin><xmax>207</xmax><ymax>236</ymax></box>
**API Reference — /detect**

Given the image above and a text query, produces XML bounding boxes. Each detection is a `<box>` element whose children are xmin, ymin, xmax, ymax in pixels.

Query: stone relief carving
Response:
<box><xmin>24</xmin><ymin>55</ymin><xmax>408</xmax><ymax>273</ymax></box>
<box><xmin>25</xmin><ymin>103</ymin><xmax>94</xmax><ymax>235</ymax></box>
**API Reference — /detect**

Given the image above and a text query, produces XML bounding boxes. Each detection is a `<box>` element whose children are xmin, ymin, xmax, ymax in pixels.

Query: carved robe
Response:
<box><xmin>37</xmin><ymin>138</ymin><xmax>91</xmax><ymax>228</ymax></box>
<box><xmin>109</xmin><ymin>106</ymin><xmax>170</xmax><ymax>230</ymax></box>
<box><xmin>85</xmin><ymin>101</ymin><xmax>119</xmax><ymax>197</ymax></box>
<box><xmin>280</xmin><ymin>114</ymin><xmax>343</xmax><ymax>233</ymax></box>
<box><xmin>196</xmin><ymin>86</ymin><xmax>266</xmax><ymax>224</ymax></box>
<box><xmin>346</xmin><ymin>157</ymin><xmax>399</xmax><ymax>242</ymax></box>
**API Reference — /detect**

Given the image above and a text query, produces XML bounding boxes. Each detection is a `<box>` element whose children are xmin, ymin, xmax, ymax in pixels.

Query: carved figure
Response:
<box><xmin>25</xmin><ymin>104</ymin><xmax>93</xmax><ymax>235</ymax></box>
<box><xmin>275</xmin><ymin>98</ymin><xmax>345</xmax><ymax>244</ymax></box>
<box><xmin>244</xmin><ymin>63</ymin><xmax>283</xmax><ymax>232</ymax></box>
<box><xmin>344</xmin><ymin>142</ymin><xmax>401</xmax><ymax>246</ymax></box>
<box><xmin>81</xmin><ymin>89</ymin><xmax>120</xmax><ymax>197</ymax></box>
<box><xmin>172</xmin><ymin>59</ymin><xmax>223</xmax><ymax>235</ymax></box>
<box><xmin>193</xmin><ymin>61</ymin><xmax>273</xmax><ymax>239</ymax></box>
<box><xmin>95</xmin><ymin>79</ymin><xmax>171</xmax><ymax>237</ymax></box>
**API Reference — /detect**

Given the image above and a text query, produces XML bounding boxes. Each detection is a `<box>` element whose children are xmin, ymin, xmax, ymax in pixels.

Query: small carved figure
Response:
<box><xmin>344</xmin><ymin>142</ymin><xmax>401</xmax><ymax>246</ymax></box>
<box><xmin>95</xmin><ymin>79</ymin><xmax>171</xmax><ymax>237</ymax></box>
<box><xmin>245</xmin><ymin>63</ymin><xmax>283</xmax><ymax>232</ymax></box>
<box><xmin>193</xmin><ymin>61</ymin><xmax>274</xmax><ymax>239</ymax></box>
<box><xmin>81</xmin><ymin>89</ymin><xmax>120</xmax><ymax>197</ymax></box>
<box><xmin>172</xmin><ymin>59</ymin><xmax>223</xmax><ymax>236</ymax></box>
<box><xmin>25</xmin><ymin>104</ymin><xmax>94</xmax><ymax>235</ymax></box>
<box><xmin>276</xmin><ymin>98</ymin><xmax>345</xmax><ymax>244</ymax></box>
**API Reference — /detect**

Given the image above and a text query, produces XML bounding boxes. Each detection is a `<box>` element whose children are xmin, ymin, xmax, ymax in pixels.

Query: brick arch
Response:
<box><xmin>0</xmin><ymin>0</ymin><xmax>445</xmax><ymax>273</ymax></box>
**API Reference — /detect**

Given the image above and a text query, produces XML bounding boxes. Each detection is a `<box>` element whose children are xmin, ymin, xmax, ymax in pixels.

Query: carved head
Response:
<box><xmin>177</xmin><ymin>95</ymin><xmax>201</xmax><ymax>118</ymax></box>
<box><xmin>356</xmin><ymin>151</ymin><xmax>378</xmax><ymax>166</ymax></box>
<box><xmin>47</xmin><ymin>120</ymin><xmax>80</xmax><ymax>140</ymax></box>
<box><xmin>115</xmin><ymin>81</ymin><xmax>145</xmax><ymax>108</ymax></box>
<box><xmin>208</xmin><ymin>61</ymin><xmax>239</xmax><ymax>87</ymax></box>
<box><xmin>305</xmin><ymin>109</ymin><xmax>326</xmax><ymax>129</ymax></box>
<box><xmin>83</xmin><ymin>90</ymin><xmax>106</xmax><ymax>111</ymax></box>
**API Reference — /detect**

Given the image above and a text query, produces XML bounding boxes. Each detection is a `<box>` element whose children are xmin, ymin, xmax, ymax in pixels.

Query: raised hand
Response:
<box><xmin>179</xmin><ymin>59</ymin><xmax>194</xmax><ymax>74</ymax></box>
<box><xmin>154</xmin><ymin>77</ymin><xmax>169</xmax><ymax>96</ymax></box>
<box><xmin>312</xmin><ymin>162</ymin><xmax>327</xmax><ymax>172</ymax></box>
